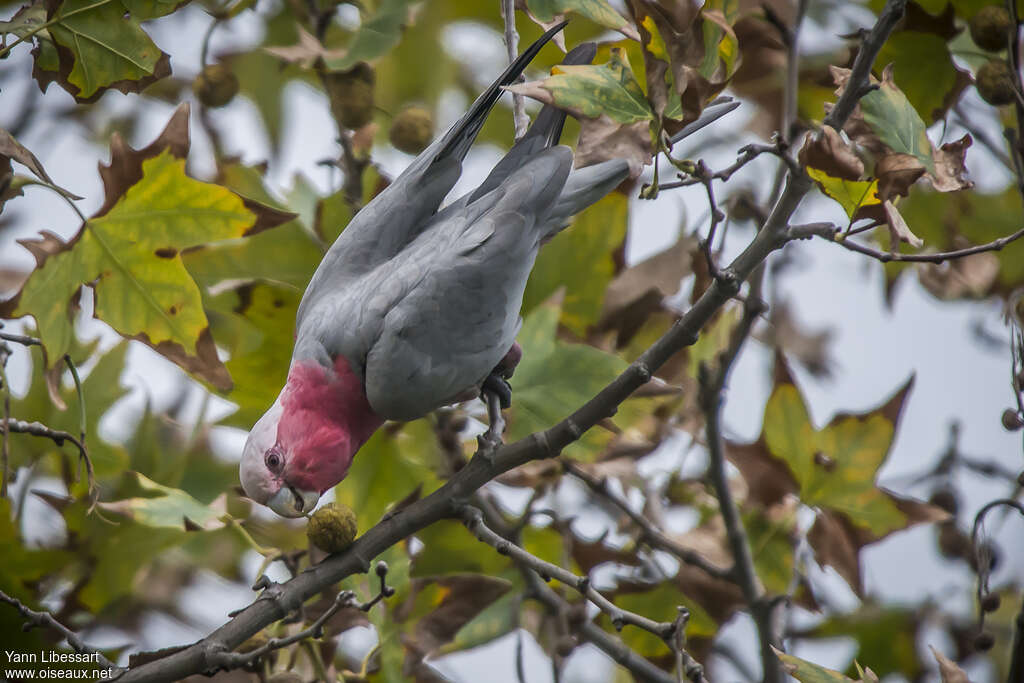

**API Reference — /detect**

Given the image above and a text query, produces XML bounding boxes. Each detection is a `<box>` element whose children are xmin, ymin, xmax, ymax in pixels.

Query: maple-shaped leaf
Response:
<box><xmin>0</xmin><ymin>104</ymin><xmax>294</xmax><ymax>390</ymax></box>
<box><xmin>30</xmin><ymin>0</ymin><xmax>173</xmax><ymax>102</ymax></box>
<box><xmin>727</xmin><ymin>359</ymin><xmax>947</xmax><ymax>594</ymax></box>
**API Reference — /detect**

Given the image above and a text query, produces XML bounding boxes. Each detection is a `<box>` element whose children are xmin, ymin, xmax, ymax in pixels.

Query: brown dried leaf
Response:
<box><xmin>809</xmin><ymin>493</ymin><xmax>948</xmax><ymax>596</ymax></box>
<box><xmin>929</xmin><ymin>134</ymin><xmax>973</xmax><ymax>193</ymax></box>
<box><xmin>799</xmin><ymin>125</ymin><xmax>865</xmax><ymax>180</ymax></box>
<box><xmin>264</xmin><ymin>26</ymin><xmax>347</xmax><ymax>68</ymax></box>
<box><xmin>763</xmin><ymin>302</ymin><xmax>834</xmax><ymax>378</ymax></box>
<box><xmin>597</xmin><ymin>234</ymin><xmax>698</xmax><ymax>346</ymax></box>
<box><xmin>97</xmin><ymin>103</ymin><xmax>191</xmax><ymax>216</ymax></box>
<box><xmin>930</xmin><ymin>646</ymin><xmax>972</xmax><ymax>683</ymax></box>
<box><xmin>726</xmin><ymin>438</ymin><xmax>799</xmax><ymax>507</ymax></box>
<box><xmin>404</xmin><ymin>575</ymin><xmax>512</xmax><ymax>661</ymax></box>
<box><xmin>899</xmin><ymin>2</ymin><xmax>959</xmax><ymax>40</ymax></box>
<box><xmin>875</xmin><ymin>153</ymin><xmax>926</xmax><ymax>202</ymax></box>
<box><xmin>918</xmin><ymin>250</ymin><xmax>1000</xmax><ymax>300</ymax></box>
<box><xmin>575</xmin><ymin>115</ymin><xmax>653</xmax><ymax>177</ymax></box>
<box><xmin>883</xmin><ymin>199</ymin><xmax>923</xmax><ymax>247</ymax></box>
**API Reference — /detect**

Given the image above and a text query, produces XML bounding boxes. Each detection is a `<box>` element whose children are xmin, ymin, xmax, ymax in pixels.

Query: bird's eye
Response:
<box><xmin>265</xmin><ymin>449</ymin><xmax>283</xmax><ymax>471</ymax></box>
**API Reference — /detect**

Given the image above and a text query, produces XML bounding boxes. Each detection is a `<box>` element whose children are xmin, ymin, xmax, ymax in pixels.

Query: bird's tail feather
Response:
<box><xmin>465</xmin><ymin>42</ymin><xmax>596</xmax><ymax>205</ymax></box>
<box><xmin>669</xmin><ymin>96</ymin><xmax>740</xmax><ymax>145</ymax></box>
<box><xmin>434</xmin><ymin>21</ymin><xmax>567</xmax><ymax>165</ymax></box>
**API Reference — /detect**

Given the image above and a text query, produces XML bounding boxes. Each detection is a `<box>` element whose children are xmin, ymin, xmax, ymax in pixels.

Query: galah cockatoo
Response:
<box><xmin>241</xmin><ymin>24</ymin><xmax>738</xmax><ymax>517</ymax></box>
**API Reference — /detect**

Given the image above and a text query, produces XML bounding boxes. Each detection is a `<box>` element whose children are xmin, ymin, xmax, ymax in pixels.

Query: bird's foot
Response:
<box><xmin>482</xmin><ymin>373</ymin><xmax>512</xmax><ymax>409</ymax></box>
<box><xmin>476</xmin><ymin>374</ymin><xmax>509</xmax><ymax>463</ymax></box>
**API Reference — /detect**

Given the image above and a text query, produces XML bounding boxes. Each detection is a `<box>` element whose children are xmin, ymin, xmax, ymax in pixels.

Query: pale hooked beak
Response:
<box><xmin>267</xmin><ymin>486</ymin><xmax>320</xmax><ymax>518</ymax></box>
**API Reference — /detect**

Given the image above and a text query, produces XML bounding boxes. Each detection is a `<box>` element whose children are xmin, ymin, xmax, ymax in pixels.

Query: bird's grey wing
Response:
<box><xmin>362</xmin><ymin>146</ymin><xmax>573</xmax><ymax>420</ymax></box>
<box><xmin>296</xmin><ymin>23</ymin><xmax>567</xmax><ymax>330</ymax></box>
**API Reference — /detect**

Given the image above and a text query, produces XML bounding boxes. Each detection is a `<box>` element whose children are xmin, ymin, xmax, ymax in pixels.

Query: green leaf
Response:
<box><xmin>524</xmin><ymin>0</ymin><xmax>633</xmax><ymax>34</ymax></box>
<box><xmin>506</xmin><ymin>300</ymin><xmax>627</xmax><ymax>459</ymax></box>
<box><xmin>324</xmin><ymin>0</ymin><xmax>417</xmax><ymax>71</ymax></box>
<box><xmin>439</xmin><ymin>590</ymin><xmax>520</xmax><ymax>654</ymax></box>
<box><xmin>9</xmin><ymin>151</ymin><xmax>264</xmax><ymax>389</ymax></box>
<box><xmin>874</xmin><ymin>31</ymin><xmax>966</xmax><ymax>124</ymax></box>
<box><xmin>806</xmin><ymin>168</ymin><xmax>881</xmax><ymax>220</ymax></box>
<box><xmin>334</xmin><ymin>420</ymin><xmax>442</xmax><ymax>530</ymax></box>
<box><xmin>120</xmin><ymin>0</ymin><xmax>190</xmax><ymax>20</ymax></box>
<box><xmin>207</xmin><ymin>283</ymin><xmax>301</xmax><ymax>427</ymax></box>
<box><xmin>0</xmin><ymin>500</ymin><xmax>74</xmax><ymax>601</ymax></box>
<box><xmin>859</xmin><ymin>66</ymin><xmax>935</xmax><ymax>173</ymax></box>
<box><xmin>46</xmin><ymin>0</ymin><xmax>170</xmax><ymax>100</ymax></box>
<box><xmin>808</xmin><ymin>606</ymin><xmax>920</xmax><ymax>678</ymax></box>
<box><xmin>775</xmin><ymin>650</ymin><xmax>859</xmax><ymax>682</ymax></box>
<box><xmin>411</xmin><ymin>520</ymin><xmax>510</xmax><ymax>578</ymax></box>
<box><xmin>699</xmin><ymin>7</ymin><xmax>740</xmax><ymax>82</ymax></box>
<box><xmin>98</xmin><ymin>471</ymin><xmax>227</xmax><ymax>530</ymax></box>
<box><xmin>511</xmin><ymin>48</ymin><xmax>655</xmax><ymax>124</ymax></box>
<box><xmin>522</xmin><ymin>192</ymin><xmax>628</xmax><ymax>334</ymax></box>
<box><xmin>184</xmin><ymin>222</ymin><xmax>322</xmax><ymax>292</ymax></box>
<box><xmin>745</xmin><ymin>508</ymin><xmax>796</xmax><ymax>595</ymax></box>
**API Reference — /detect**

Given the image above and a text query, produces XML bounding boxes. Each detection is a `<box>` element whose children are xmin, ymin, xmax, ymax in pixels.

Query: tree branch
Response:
<box><xmin>208</xmin><ymin>562</ymin><xmax>394</xmax><ymax>672</ymax></box>
<box><xmin>501</xmin><ymin>0</ymin><xmax>528</xmax><ymax>140</ymax></box>
<box><xmin>561</xmin><ymin>458</ymin><xmax>734</xmax><ymax>583</ymax></box>
<box><xmin>697</xmin><ymin>261</ymin><xmax>781</xmax><ymax>683</ymax></box>
<box><xmin>823</xmin><ymin>0</ymin><xmax>907</xmax><ymax>130</ymax></box>
<box><xmin>794</xmin><ymin>221</ymin><xmax>1024</xmax><ymax>263</ymax></box>
<box><xmin>521</xmin><ymin>569</ymin><xmax>684</xmax><ymax>683</ymax></box>
<box><xmin>0</xmin><ymin>589</ymin><xmax>120</xmax><ymax>671</ymax></box>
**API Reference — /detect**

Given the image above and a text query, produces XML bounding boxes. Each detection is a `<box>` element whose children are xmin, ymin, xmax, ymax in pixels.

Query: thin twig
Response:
<box><xmin>1</xmin><ymin>418</ymin><xmax>95</xmax><ymax>496</ymax></box>
<box><xmin>0</xmin><ymin>351</ymin><xmax>10</xmax><ymax>499</ymax></box>
<box><xmin>697</xmin><ymin>261</ymin><xmax>780</xmax><ymax>683</ymax></box>
<box><xmin>823</xmin><ymin>0</ymin><xmax>908</xmax><ymax>131</ymax></box>
<box><xmin>971</xmin><ymin>498</ymin><xmax>1024</xmax><ymax>610</ymax></box>
<box><xmin>522</xmin><ymin>569</ymin><xmax>687</xmax><ymax>683</ymax></box>
<box><xmin>210</xmin><ymin>561</ymin><xmax>394</xmax><ymax>671</ymax></box>
<box><xmin>953</xmin><ymin>105</ymin><xmax>1013</xmax><ymax>168</ymax></box>
<box><xmin>0</xmin><ymin>590</ymin><xmax>120</xmax><ymax>670</ymax></box>
<box><xmin>462</xmin><ymin>505</ymin><xmax>679</xmax><ymax>638</ymax></box>
<box><xmin>63</xmin><ymin>354</ymin><xmax>86</xmax><ymax>454</ymax></box>
<box><xmin>695</xmin><ymin>160</ymin><xmax>727</xmax><ymax>280</ymax></box>
<box><xmin>0</xmin><ymin>331</ymin><xmax>43</xmax><ymax>347</ymax></box>
<box><xmin>657</xmin><ymin>141</ymin><xmax>795</xmax><ymax>190</ymax></box>
<box><xmin>825</xmin><ymin>226</ymin><xmax>1024</xmax><ymax>263</ymax></box>
<box><xmin>501</xmin><ymin>0</ymin><xmax>528</xmax><ymax>140</ymax></box>
<box><xmin>562</xmin><ymin>459</ymin><xmax>734</xmax><ymax>582</ymax></box>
